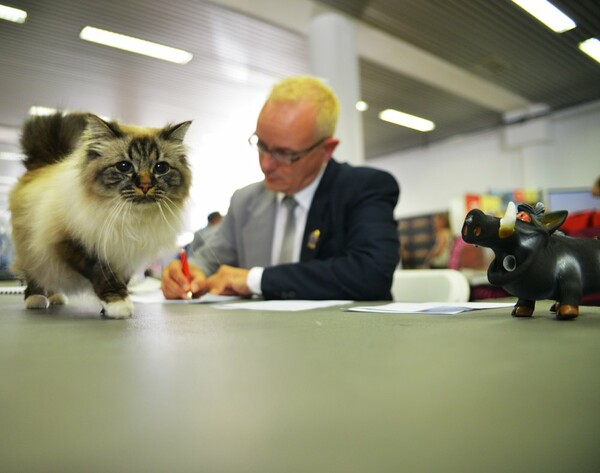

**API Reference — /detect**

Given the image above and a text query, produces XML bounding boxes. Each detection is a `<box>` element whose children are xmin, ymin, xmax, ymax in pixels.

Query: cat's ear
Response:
<box><xmin>85</xmin><ymin>114</ymin><xmax>123</xmax><ymax>140</ymax></box>
<box><xmin>160</xmin><ymin>121</ymin><xmax>192</xmax><ymax>143</ymax></box>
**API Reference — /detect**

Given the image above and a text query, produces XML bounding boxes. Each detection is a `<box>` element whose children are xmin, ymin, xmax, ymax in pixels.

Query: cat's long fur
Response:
<box><xmin>9</xmin><ymin>112</ymin><xmax>192</xmax><ymax>318</ymax></box>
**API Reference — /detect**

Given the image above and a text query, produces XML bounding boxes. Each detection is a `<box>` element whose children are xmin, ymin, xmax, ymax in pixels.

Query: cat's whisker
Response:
<box><xmin>99</xmin><ymin>206</ymin><xmax>117</xmax><ymax>261</ymax></box>
<box><xmin>101</xmin><ymin>197</ymin><xmax>128</xmax><ymax>260</ymax></box>
<box><xmin>119</xmin><ymin>199</ymin><xmax>132</xmax><ymax>235</ymax></box>
<box><xmin>160</xmin><ymin>195</ymin><xmax>182</xmax><ymax>219</ymax></box>
<box><xmin>102</xmin><ymin>198</ymin><xmax>131</xmax><ymax>280</ymax></box>
<box><xmin>97</xmin><ymin>197</ymin><xmax>117</xmax><ymax>257</ymax></box>
<box><xmin>105</xmin><ymin>196</ymin><xmax>125</xmax><ymax>233</ymax></box>
<box><xmin>124</xmin><ymin>200</ymin><xmax>143</xmax><ymax>244</ymax></box>
<box><xmin>156</xmin><ymin>201</ymin><xmax>180</xmax><ymax>236</ymax></box>
<box><xmin>120</xmin><ymin>200</ymin><xmax>139</xmax><ymax>244</ymax></box>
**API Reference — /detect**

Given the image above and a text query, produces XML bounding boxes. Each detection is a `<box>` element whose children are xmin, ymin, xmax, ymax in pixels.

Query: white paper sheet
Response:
<box><xmin>347</xmin><ymin>301</ymin><xmax>515</xmax><ymax>315</ymax></box>
<box><xmin>216</xmin><ymin>300</ymin><xmax>354</xmax><ymax>312</ymax></box>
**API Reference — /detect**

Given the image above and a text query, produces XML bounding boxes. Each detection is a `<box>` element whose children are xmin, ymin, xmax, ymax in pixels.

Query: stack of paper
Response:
<box><xmin>216</xmin><ymin>300</ymin><xmax>353</xmax><ymax>312</ymax></box>
<box><xmin>347</xmin><ymin>302</ymin><xmax>514</xmax><ymax>315</ymax></box>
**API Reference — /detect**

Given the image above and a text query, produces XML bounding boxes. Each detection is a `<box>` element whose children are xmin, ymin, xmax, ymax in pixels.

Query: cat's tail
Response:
<box><xmin>20</xmin><ymin>112</ymin><xmax>89</xmax><ymax>171</ymax></box>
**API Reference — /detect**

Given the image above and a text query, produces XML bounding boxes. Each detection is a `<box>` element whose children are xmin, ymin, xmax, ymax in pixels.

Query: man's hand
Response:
<box><xmin>161</xmin><ymin>259</ymin><xmax>208</xmax><ymax>299</ymax></box>
<box><xmin>206</xmin><ymin>265</ymin><xmax>252</xmax><ymax>297</ymax></box>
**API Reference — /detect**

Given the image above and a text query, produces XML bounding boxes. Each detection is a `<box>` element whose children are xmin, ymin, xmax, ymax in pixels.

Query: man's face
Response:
<box><xmin>254</xmin><ymin>101</ymin><xmax>337</xmax><ymax>195</ymax></box>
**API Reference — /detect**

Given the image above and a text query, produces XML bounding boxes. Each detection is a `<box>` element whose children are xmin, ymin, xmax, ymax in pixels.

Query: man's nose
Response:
<box><xmin>259</xmin><ymin>152</ymin><xmax>278</xmax><ymax>170</ymax></box>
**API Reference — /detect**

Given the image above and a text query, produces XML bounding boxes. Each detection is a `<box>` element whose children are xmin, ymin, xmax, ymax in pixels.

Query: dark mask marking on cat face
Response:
<box><xmin>128</xmin><ymin>137</ymin><xmax>159</xmax><ymax>162</ymax></box>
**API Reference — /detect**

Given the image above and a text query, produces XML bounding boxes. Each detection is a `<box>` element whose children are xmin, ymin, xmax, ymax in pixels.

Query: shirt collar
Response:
<box><xmin>277</xmin><ymin>164</ymin><xmax>326</xmax><ymax>211</ymax></box>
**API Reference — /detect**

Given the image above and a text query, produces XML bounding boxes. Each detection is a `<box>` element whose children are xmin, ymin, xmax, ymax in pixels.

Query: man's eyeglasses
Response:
<box><xmin>248</xmin><ymin>133</ymin><xmax>327</xmax><ymax>165</ymax></box>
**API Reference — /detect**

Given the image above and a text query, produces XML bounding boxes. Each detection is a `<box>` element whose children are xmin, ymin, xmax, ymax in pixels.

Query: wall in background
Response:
<box><xmin>369</xmin><ymin>100</ymin><xmax>600</xmax><ymax>221</ymax></box>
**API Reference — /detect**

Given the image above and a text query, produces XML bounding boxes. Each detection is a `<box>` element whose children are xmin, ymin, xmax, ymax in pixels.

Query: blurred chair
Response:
<box><xmin>391</xmin><ymin>269</ymin><xmax>470</xmax><ymax>303</ymax></box>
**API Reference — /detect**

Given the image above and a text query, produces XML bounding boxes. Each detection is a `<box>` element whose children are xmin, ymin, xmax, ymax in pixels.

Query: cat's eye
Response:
<box><xmin>154</xmin><ymin>162</ymin><xmax>170</xmax><ymax>175</ymax></box>
<box><xmin>116</xmin><ymin>161</ymin><xmax>133</xmax><ymax>173</ymax></box>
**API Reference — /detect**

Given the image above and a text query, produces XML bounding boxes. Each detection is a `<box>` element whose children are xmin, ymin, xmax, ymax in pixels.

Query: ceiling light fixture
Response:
<box><xmin>0</xmin><ymin>4</ymin><xmax>27</xmax><ymax>23</ymax></box>
<box><xmin>79</xmin><ymin>26</ymin><xmax>193</xmax><ymax>64</ymax></box>
<box><xmin>29</xmin><ymin>106</ymin><xmax>59</xmax><ymax>116</ymax></box>
<box><xmin>355</xmin><ymin>101</ymin><xmax>369</xmax><ymax>112</ymax></box>
<box><xmin>511</xmin><ymin>0</ymin><xmax>575</xmax><ymax>33</ymax></box>
<box><xmin>0</xmin><ymin>152</ymin><xmax>22</xmax><ymax>162</ymax></box>
<box><xmin>579</xmin><ymin>38</ymin><xmax>600</xmax><ymax>64</ymax></box>
<box><xmin>378</xmin><ymin>109</ymin><xmax>435</xmax><ymax>132</ymax></box>
<box><xmin>29</xmin><ymin>106</ymin><xmax>113</xmax><ymax>122</ymax></box>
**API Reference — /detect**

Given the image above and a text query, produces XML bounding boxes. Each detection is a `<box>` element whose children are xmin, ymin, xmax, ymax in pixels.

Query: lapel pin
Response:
<box><xmin>307</xmin><ymin>229</ymin><xmax>320</xmax><ymax>250</ymax></box>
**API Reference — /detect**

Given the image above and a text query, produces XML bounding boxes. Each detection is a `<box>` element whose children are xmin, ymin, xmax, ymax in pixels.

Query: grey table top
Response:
<box><xmin>1</xmin><ymin>294</ymin><xmax>599</xmax><ymax>473</ymax></box>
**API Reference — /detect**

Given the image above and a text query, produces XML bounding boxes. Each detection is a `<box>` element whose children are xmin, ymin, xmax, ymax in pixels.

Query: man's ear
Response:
<box><xmin>322</xmin><ymin>137</ymin><xmax>339</xmax><ymax>158</ymax></box>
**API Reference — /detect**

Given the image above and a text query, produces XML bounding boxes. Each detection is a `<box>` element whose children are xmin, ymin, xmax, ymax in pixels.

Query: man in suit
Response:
<box><xmin>161</xmin><ymin>75</ymin><xmax>400</xmax><ymax>300</ymax></box>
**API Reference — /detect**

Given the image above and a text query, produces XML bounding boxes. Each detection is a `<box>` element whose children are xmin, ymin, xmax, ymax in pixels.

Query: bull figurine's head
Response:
<box><xmin>463</xmin><ymin>201</ymin><xmax>567</xmax><ymax>254</ymax></box>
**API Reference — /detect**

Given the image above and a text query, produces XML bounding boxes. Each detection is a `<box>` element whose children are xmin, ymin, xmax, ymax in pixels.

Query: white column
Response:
<box><xmin>309</xmin><ymin>12</ymin><xmax>364</xmax><ymax>165</ymax></box>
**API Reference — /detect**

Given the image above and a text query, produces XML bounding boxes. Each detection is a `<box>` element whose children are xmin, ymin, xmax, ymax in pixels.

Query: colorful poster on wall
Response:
<box><xmin>480</xmin><ymin>194</ymin><xmax>503</xmax><ymax>216</ymax></box>
<box><xmin>465</xmin><ymin>189</ymin><xmax>542</xmax><ymax>217</ymax></box>
<box><xmin>465</xmin><ymin>194</ymin><xmax>481</xmax><ymax>212</ymax></box>
<box><xmin>513</xmin><ymin>188</ymin><xmax>541</xmax><ymax>204</ymax></box>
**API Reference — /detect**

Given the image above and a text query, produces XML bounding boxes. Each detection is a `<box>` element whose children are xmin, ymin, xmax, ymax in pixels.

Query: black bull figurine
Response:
<box><xmin>462</xmin><ymin>202</ymin><xmax>600</xmax><ymax>320</ymax></box>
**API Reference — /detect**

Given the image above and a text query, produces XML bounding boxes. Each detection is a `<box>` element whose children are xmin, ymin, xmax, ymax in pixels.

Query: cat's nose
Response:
<box><xmin>136</xmin><ymin>171</ymin><xmax>152</xmax><ymax>193</ymax></box>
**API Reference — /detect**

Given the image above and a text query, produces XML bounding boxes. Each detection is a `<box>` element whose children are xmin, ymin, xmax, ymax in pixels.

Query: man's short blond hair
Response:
<box><xmin>267</xmin><ymin>75</ymin><xmax>339</xmax><ymax>138</ymax></box>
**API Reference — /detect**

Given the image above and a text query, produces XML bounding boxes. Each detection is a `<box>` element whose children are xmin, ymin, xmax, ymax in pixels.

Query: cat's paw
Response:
<box><xmin>101</xmin><ymin>298</ymin><xmax>134</xmax><ymax>319</ymax></box>
<box><xmin>25</xmin><ymin>294</ymin><xmax>50</xmax><ymax>310</ymax></box>
<box><xmin>48</xmin><ymin>293</ymin><xmax>69</xmax><ymax>305</ymax></box>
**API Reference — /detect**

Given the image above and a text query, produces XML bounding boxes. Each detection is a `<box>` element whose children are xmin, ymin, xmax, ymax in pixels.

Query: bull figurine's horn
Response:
<box><xmin>499</xmin><ymin>201</ymin><xmax>517</xmax><ymax>238</ymax></box>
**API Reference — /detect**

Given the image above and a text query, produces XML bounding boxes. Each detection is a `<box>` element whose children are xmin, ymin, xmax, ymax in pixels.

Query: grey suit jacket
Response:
<box><xmin>189</xmin><ymin>180</ymin><xmax>277</xmax><ymax>272</ymax></box>
<box><xmin>190</xmin><ymin>159</ymin><xmax>400</xmax><ymax>300</ymax></box>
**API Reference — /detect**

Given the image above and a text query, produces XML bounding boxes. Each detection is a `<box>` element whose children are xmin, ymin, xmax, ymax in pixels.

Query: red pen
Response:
<box><xmin>180</xmin><ymin>249</ymin><xmax>193</xmax><ymax>299</ymax></box>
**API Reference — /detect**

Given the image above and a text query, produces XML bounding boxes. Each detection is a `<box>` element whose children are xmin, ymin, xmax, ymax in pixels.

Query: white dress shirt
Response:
<box><xmin>246</xmin><ymin>166</ymin><xmax>326</xmax><ymax>295</ymax></box>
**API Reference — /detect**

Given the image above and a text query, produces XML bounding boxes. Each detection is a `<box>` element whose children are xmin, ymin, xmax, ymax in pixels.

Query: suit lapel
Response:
<box><xmin>301</xmin><ymin>160</ymin><xmax>339</xmax><ymax>262</ymax></box>
<box><xmin>242</xmin><ymin>187</ymin><xmax>277</xmax><ymax>267</ymax></box>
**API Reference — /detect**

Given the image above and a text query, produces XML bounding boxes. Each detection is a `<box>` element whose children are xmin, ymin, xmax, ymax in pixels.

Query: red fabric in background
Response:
<box><xmin>560</xmin><ymin>210</ymin><xmax>594</xmax><ymax>235</ymax></box>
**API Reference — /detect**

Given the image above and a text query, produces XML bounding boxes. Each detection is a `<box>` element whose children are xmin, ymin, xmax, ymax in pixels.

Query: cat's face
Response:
<box><xmin>80</xmin><ymin>115</ymin><xmax>192</xmax><ymax>207</ymax></box>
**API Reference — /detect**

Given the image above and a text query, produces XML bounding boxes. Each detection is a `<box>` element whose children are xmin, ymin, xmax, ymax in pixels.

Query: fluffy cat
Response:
<box><xmin>9</xmin><ymin>112</ymin><xmax>192</xmax><ymax>318</ymax></box>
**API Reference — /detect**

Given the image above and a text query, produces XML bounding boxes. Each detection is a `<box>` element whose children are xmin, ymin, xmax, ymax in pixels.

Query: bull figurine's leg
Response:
<box><xmin>555</xmin><ymin>274</ymin><xmax>582</xmax><ymax>320</ymax></box>
<box><xmin>556</xmin><ymin>304</ymin><xmax>579</xmax><ymax>320</ymax></box>
<box><xmin>512</xmin><ymin>298</ymin><xmax>535</xmax><ymax>317</ymax></box>
<box><xmin>548</xmin><ymin>301</ymin><xmax>579</xmax><ymax>320</ymax></box>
